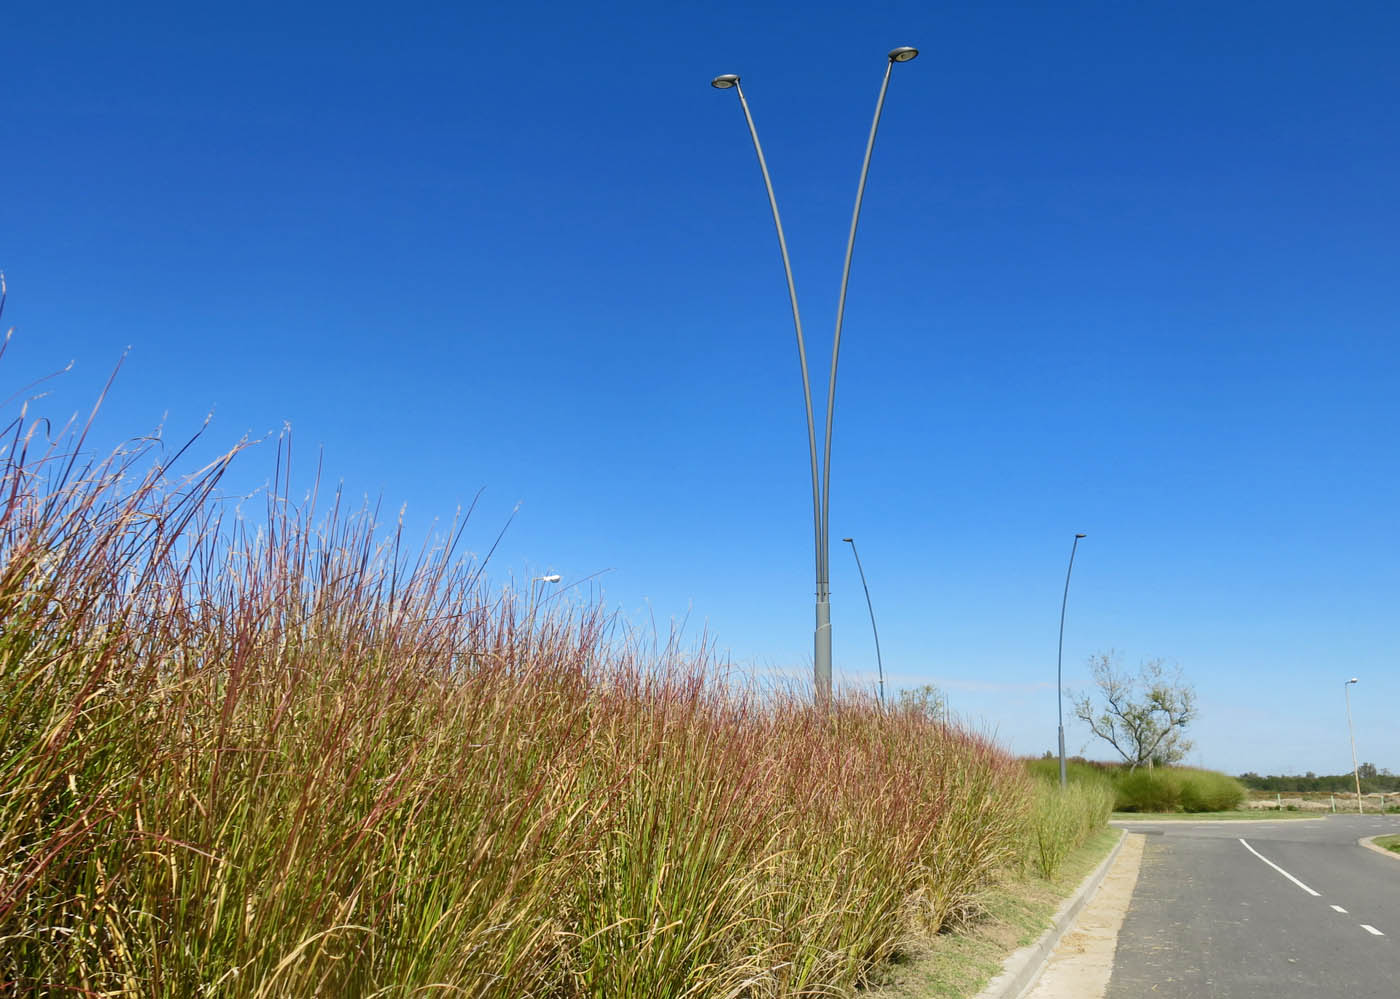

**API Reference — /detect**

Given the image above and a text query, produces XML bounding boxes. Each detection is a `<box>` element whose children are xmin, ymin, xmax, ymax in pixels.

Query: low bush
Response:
<box><xmin>1113</xmin><ymin>766</ymin><xmax>1245</xmax><ymax>813</ymax></box>
<box><xmin>1114</xmin><ymin>768</ymin><xmax>1184</xmax><ymax>811</ymax></box>
<box><xmin>1179</xmin><ymin>768</ymin><xmax>1247</xmax><ymax>811</ymax></box>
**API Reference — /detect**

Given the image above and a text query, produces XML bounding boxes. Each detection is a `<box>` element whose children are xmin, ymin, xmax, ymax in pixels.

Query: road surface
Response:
<box><xmin>1106</xmin><ymin>814</ymin><xmax>1400</xmax><ymax>998</ymax></box>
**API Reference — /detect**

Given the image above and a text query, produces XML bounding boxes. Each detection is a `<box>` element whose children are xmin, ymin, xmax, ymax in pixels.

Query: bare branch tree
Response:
<box><xmin>1070</xmin><ymin>652</ymin><xmax>1196</xmax><ymax>771</ymax></box>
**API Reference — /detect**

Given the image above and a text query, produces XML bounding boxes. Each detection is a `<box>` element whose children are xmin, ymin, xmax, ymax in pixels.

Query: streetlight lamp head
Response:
<box><xmin>1349</xmin><ymin>677</ymin><xmax>1359</xmax><ymax>684</ymax></box>
<box><xmin>842</xmin><ymin>537</ymin><xmax>854</xmax><ymax>543</ymax></box>
<box><xmin>536</xmin><ymin>574</ymin><xmax>562</xmax><ymax>583</ymax></box>
<box><xmin>888</xmin><ymin>46</ymin><xmax>919</xmax><ymax>62</ymax></box>
<box><xmin>710</xmin><ymin>74</ymin><xmax>740</xmax><ymax>89</ymax></box>
<box><xmin>1075</xmin><ymin>533</ymin><xmax>1087</xmax><ymax>538</ymax></box>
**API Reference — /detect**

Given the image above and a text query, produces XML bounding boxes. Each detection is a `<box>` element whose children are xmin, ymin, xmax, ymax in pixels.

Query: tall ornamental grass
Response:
<box><xmin>1022</xmin><ymin>762</ymin><xmax>1115</xmax><ymax>878</ymax></box>
<box><xmin>0</xmin><ymin>354</ymin><xmax>1033</xmax><ymax>996</ymax></box>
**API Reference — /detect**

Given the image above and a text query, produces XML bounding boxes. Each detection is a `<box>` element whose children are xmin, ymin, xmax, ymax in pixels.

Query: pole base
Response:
<box><xmin>814</xmin><ymin>600</ymin><xmax>832</xmax><ymax>703</ymax></box>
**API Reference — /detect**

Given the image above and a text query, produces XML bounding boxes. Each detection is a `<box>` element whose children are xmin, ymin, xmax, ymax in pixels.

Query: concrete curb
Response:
<box><xmin>1114</xmin><ymin>816</ymin><xmax>1324</xmax><ymax>824</ymax></box>
<box><xmin>972</xmin><ymin>829</ymin><xmax>1127</xmax><ymax>999</ymax></box>
<box><xmin>1358</xmin><ymin>835</ymin><xmax>1400</xmax><ymax>862</ymax></box>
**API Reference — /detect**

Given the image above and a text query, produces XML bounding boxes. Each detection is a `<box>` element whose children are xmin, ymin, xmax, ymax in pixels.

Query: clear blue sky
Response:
<box><xmin>5</xmin><ymin>1</ymin><xmax>1397</xmax><ymax>776</ymax></box>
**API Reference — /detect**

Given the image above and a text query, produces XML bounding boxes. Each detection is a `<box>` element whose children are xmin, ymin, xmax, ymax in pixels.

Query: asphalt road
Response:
<box><xmin>1106</xmin><ymin>815</ymin><xmax>1400</xmax><ymax>998</ymax></box>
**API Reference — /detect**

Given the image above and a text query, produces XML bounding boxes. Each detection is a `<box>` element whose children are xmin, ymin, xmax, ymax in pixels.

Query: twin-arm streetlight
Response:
<box><xmin>841</xmin><ymin>537</ymin><xmax>884</xmax><ymax>706</ymax></box>
<box><xmin>711</xmin><ymin>47</ymin><xmax>918</xmax><ymax>701</ymax></box>
<box><xmin>1345</xmin><ymin>677</ymin><xmax>1362</xmax><ymax>814</ymax></box>
<box><xmin>1056</xmin><ymin>533</ymin><xmax>1087</xmax><ymax>787</ymax></box>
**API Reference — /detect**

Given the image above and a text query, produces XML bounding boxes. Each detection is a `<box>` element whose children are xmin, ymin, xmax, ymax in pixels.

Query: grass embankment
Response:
<box><xmin>0</xmin><ymin>363</ymin><xmax>1112</xmax><ymax>997</ymax></box>
<box><xmin>1032</xmin><ymin>759</ymin><xmax>1248</xmax><ymax>814</ymax></box>
<box><xmin>1375</xmin><ymin>835</ymin><xmax>1400</xmax><ymax>854</ymax></box>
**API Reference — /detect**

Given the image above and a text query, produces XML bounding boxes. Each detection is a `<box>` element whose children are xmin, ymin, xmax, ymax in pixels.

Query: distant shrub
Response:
<box><xmin>1114</xmin><ymin>769</ymin><xmax>1182</xmax><ymax>812</ymax></box>
<box><xmin>1239</xmin><ymin>771</ymin><xmax>1400</xmax><ymax>793</ymax></box>
<box><xmin>1177</xmin><ymin>768</ymin><xmax>1246</xmax><ymax>811</ymax></box>
<box><xmin>1113</xmin><ymin>767</ymin><xmax>1245</xmax><ymax>813</ymax></box>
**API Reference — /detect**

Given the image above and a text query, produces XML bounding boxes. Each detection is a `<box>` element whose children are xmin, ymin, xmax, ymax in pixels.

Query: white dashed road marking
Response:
<box><xmin>1236</xmin><ymin>839</ymin><xmax>1386</xmax><ymax>938</ymax></box>
<box><xmin>1239</xmin><ymin>839</ymin><xmax>1322</xmax><ymax>897</ymax></box>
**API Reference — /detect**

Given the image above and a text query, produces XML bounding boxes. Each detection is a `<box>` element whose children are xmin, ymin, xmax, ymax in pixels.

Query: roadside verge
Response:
<box><xmin>1359</xmin><ymin>835</ymin><xmax>1400</xmax><ymax>862</ymax></box>
<box><xmin>972</xmin><ymin>828</ymin><xmax>1126</xmax><ymax>999</ymax></box>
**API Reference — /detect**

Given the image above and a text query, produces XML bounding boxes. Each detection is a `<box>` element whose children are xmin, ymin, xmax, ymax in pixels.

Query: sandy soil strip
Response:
<box><xmin>1022</xmin><ymin>833</ymin><xmax>1145</xmax><ymax>999</ymax></box>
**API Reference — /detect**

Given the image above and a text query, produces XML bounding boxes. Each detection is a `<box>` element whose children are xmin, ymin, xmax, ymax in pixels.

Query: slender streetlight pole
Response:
<box><xmin>711</xmin><ymin>47</ymin><xmax>918</xmax><ymax>702</ymax></box>
<box><xmin>842</xmin><ymin>537</ymin><xmax>884</xmax><ymax>706</ymax></box>
<box><xmin>1345</xmin><ymin>677</ymin><xmax>1362</xmax><ymax>814</ymax></box>
<box><xmin>1056</xmin><ymin>533</ymin><xmax>1087</xmax><ymax>787</ymax></box>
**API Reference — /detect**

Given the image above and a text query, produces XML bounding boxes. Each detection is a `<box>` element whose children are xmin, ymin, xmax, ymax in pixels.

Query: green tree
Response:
<box><xmin>1071</xmin><ymin>652</ymin><xmax>1196</xmax><ymax>771</ymax></box>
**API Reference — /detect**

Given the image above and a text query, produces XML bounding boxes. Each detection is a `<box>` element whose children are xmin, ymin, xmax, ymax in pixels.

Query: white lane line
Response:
<box><xmin>1361</xmin><ymin>924</ymin><xmax>1384</xmax><ymax>936</ymax></box>
<box><xmin>1239</xmin><ymin>838</ymin><xmax>1322</xmax><ymax>897</ymax></box>
<box><xmin>1332</xmin><ymin>905</ymin><xmax>1349</xmax><ymax>913</ymax></box>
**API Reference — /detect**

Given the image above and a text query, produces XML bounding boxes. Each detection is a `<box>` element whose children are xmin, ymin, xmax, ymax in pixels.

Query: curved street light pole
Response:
<box><xmin>711</xmin><ymin>72</ymin><xmax>822</xmax><ymax>613</ymax></box>
<box><xmin>1345</xmin><ymin>677</ymin><xmax>1362</xmax><ymax>814</ymax></box>
<box><xmin>712</xmin><ymin>47</ymin><xmax>917</xmax><ymax>703</ymax></box>
<box><xmin>842</xmin><ymin>537</ymin><xmax>884</xmax><ymax>706</ymax></box>
<box><xmin>1056</xmin><ymin>533</ymin><xmax>1087</xmax><ymax>787</ymax></box>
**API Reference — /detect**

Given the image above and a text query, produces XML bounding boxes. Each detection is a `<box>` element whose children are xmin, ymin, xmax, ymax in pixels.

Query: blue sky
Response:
<box><xmin>5</xmin><ymin>1</ymin><xmax>1397</xmax><ymax>775</ymax></box>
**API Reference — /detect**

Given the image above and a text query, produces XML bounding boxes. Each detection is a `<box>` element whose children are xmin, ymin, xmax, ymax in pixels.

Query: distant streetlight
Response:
<box><xmin>533</xmin><ymin>574</ymin><xmax>562</xmax><ymax>583</ymax></box>
<box><xmin>841</xmin><ymin>537</ymin><xmax>884</xmax><ymax>706</ymax></box>
<box><xmin>1345</xmin><ymin>677</ymin><xmax>1362</xmax><ymax>814</ymax></box>
<box><xmin>710</xmin><ymin>48</ymin><xmax>919</xmax><ymax>701</ymax></box>
<box><xmin>1056</xmin><ymin>533</ymin><xmax>1087</xmax><ymax>788</ymax></box>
